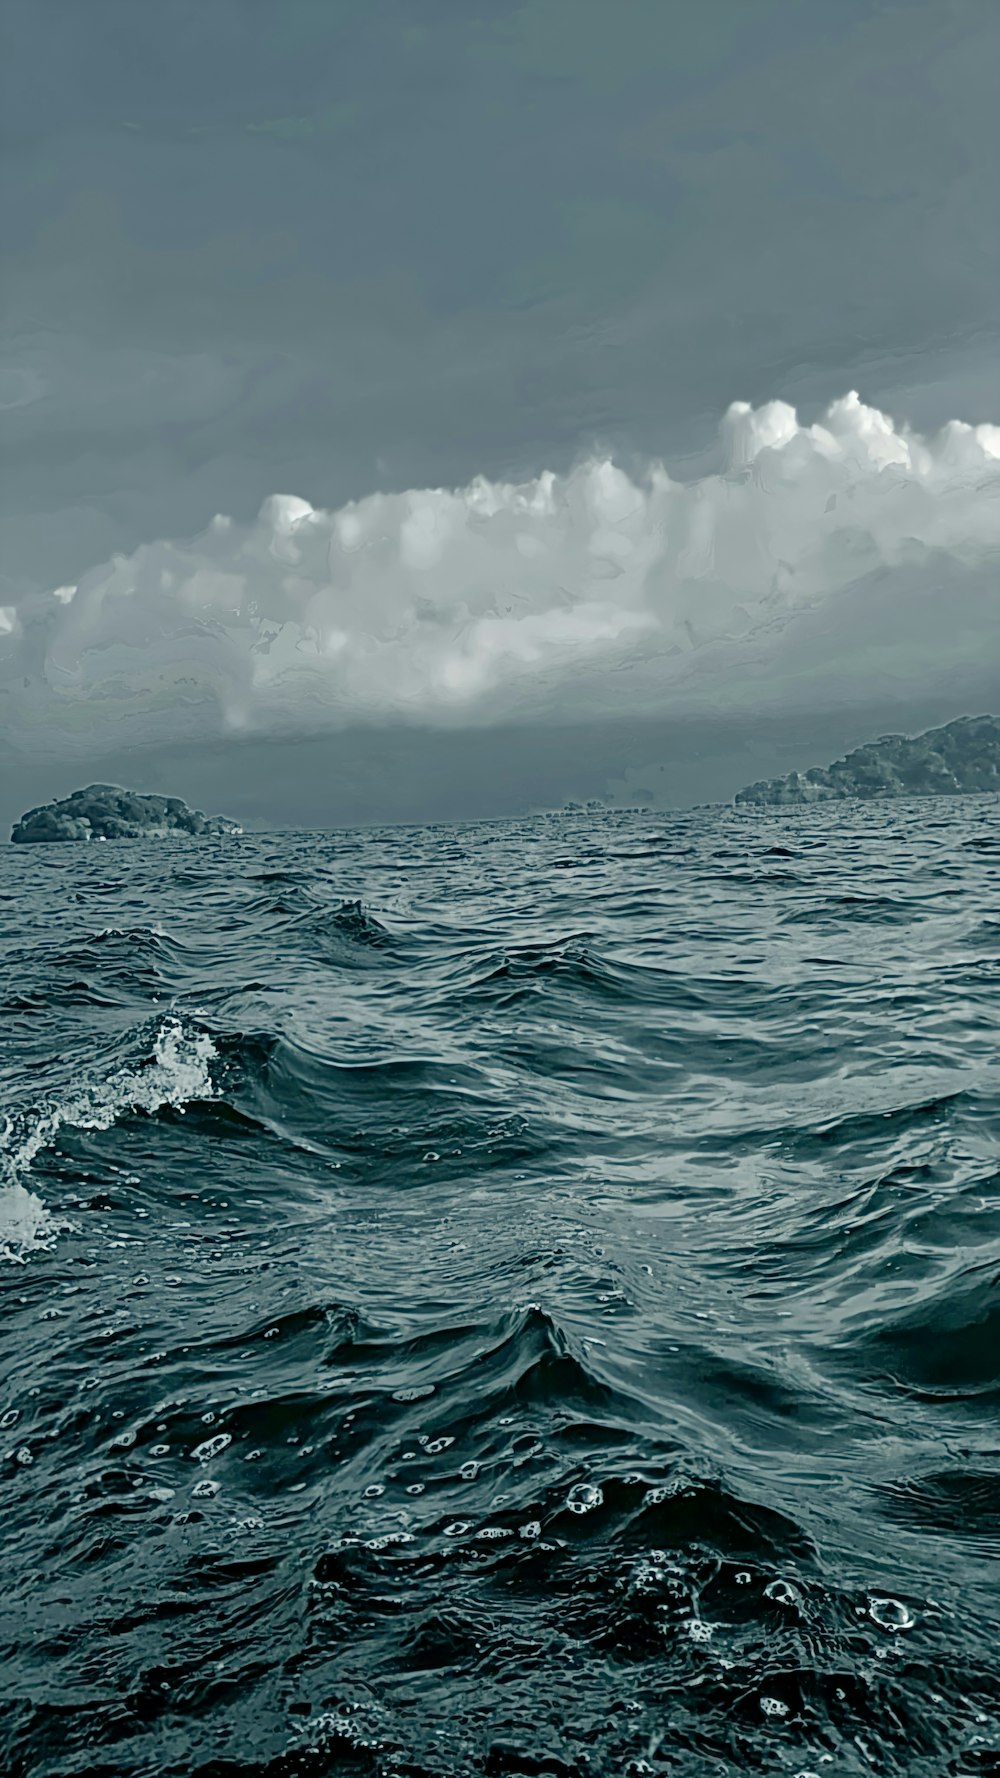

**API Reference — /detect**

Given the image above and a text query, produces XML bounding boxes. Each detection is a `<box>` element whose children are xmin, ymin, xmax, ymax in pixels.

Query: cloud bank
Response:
<box><xmin>3</xmin><ymin>392</ymin><xmax>999</xmax><ymax>758</ymax></box>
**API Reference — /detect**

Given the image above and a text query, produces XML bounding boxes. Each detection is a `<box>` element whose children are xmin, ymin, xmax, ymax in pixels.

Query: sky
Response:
<box><xmin>2</xmin><ymin>0</ymin><xmax>999</xmax><ymax>828</ymax></box>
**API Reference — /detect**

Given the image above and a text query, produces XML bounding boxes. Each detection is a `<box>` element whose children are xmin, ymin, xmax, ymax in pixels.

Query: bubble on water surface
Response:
<box><xmin>566</xmin><ymin>1482</ymin><xmax>603</xmax><ymax>1514</ymax></box>
<box><xmin>191</xmin><ymin>1433</ymin><xmax>231</xmax><ymax>1463</ymax></box>
<box><xmin>868</xmin><ymin>1596</ymin><xmax>915</xmax><ymax>1631</ymax></box>
<box><xmin>764</xmin><ymin>1578</ymin><xmax>802</xmax><ymax>1610</ymax></box>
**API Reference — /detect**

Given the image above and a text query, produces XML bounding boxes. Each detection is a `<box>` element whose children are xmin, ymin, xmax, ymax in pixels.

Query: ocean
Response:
<box><xmin>1</xmin><ymin>800</ymin><xmax>998</xmax><ymax>1778</ymax></box>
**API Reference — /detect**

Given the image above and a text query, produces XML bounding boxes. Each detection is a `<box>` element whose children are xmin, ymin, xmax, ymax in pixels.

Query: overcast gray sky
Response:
<box><xmin>2</xmin><ymin>0</ymin><xmax>999</xmax><ymax>826</ymax></box>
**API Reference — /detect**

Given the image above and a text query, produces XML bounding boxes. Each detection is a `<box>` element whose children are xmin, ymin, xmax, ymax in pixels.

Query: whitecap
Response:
<box><xmin>0</xmin><ymin>1018</ymin><xmax>218</xmax><ymax>1263</ymax></box>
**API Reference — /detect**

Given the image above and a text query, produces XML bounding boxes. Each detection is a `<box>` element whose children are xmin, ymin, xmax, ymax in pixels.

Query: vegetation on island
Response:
<box><xmin>735</xmin><ymin>715</ymin><xmax>1000</xmax><ymax>808</ymax></box>
<box><xmin>11</xmin><ymin>785</ymin><xmax>241</xmax><ymax>843</ymax></box>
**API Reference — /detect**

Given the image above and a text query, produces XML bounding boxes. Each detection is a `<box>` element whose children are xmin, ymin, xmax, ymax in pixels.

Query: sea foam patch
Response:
<box><xmin>0</xmin><ymin>1020</ymin><xmax>218</xmax><ymax>1262</ymax></box>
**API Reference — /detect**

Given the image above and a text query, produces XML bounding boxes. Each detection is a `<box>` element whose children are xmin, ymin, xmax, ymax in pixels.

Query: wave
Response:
<box><xmin>858</xmin><ymin>1259</ymin><xmax>1000</xmax><ymax>1398</ymax></box>
<box><xmin>0</xmin><ymin>1018</ymin><xmax>218</xmax><ymax>1261</ymax></box>
<box><xmin>877</xmin><ymin>1468</ymin><xmax>1000</xmax><ymax>1548</ymax></box>
<box><xmin>209</xmin><ymin>888</ymin><xmax>401</xmax><ymax>965</ymax></box>
<box><xmin>442</xmin><ymin>940</ymin><xmax>718</xmax><ymax>1018</ymax></box>
<box><xmin>293</xmin><ymin>898</ymin><xmax>400</xmax><ymax>961</ymax></box>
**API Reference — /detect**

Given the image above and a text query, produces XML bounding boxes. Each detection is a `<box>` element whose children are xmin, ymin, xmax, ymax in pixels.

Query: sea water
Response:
<box><xmin>1</xmin><ymin>800</ymin><xmax>998</xmax><ymax>1776</ymax></box>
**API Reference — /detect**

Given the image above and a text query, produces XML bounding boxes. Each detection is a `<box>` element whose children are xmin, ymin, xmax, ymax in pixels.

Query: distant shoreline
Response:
<box><xmin>734</xmin><ymin>714</ymin><xmax>1000</xmax><ymax>808</ymax></box>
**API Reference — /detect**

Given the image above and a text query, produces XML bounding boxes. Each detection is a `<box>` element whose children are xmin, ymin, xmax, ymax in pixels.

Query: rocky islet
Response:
<box><xmin>10</xmin><ymin>786</ymin><xmax>241</xmax><ymax>843</ymax></box>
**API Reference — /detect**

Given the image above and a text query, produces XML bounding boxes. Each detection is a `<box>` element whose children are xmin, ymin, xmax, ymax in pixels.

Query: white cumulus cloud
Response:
<box><xmin>2</xmin><ymin>391</ymin><xmax>999</xmax><ymax>756</ymax></box>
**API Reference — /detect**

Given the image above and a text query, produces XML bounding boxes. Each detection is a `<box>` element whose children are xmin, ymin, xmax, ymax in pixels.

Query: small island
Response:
<box><xmin>734</xmin><ymin>714</ymin><xmax>1000</xmax><ymax>808</ymax></box>
<box><xmin>11</xmin><ymin>785</ymin><xmax>242</xmax><ymax>844</ymax></box>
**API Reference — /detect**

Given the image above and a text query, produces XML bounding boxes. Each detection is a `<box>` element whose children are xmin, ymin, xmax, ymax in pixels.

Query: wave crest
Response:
<box><xmin>0</xmin><ymin>1018</ymin><xmax>218</xmax><ymax>1261</ymax></box>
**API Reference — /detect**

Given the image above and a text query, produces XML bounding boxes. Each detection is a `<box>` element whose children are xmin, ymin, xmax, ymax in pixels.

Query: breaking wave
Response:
<box><xmin>0</xmin><ymin>1019</ymin><xmax>217</xmax><ymax>1261</ymax></box>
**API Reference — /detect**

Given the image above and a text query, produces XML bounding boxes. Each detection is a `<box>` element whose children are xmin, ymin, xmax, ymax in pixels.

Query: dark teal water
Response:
<box><xmin>1</xmin><ymin>802</ymin><xmax>999</xmax><ymax>1778</ymax></box>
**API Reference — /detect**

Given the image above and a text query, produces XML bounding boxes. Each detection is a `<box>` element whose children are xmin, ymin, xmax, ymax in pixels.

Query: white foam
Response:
<box><xmin>0</xmin><ymin>1019</ymin><xmax>218</xmax><ymax>1263</ymax></box>
<box><xmin>0</xmin><ymin>1175</ymin><xmax>52</xmax><ymax>1264</ymax></box>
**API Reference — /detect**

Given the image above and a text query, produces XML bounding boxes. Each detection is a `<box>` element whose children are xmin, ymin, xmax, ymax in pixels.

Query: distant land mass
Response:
<box><xmin>10</xmin><ymin>785</ymin><xmax>241</xmax><ymax>844</ymax></box>
<box><xmin>735</xmin><ymin>714</ymin><xmax>1000</xmax><ymax>808</ymax></box>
